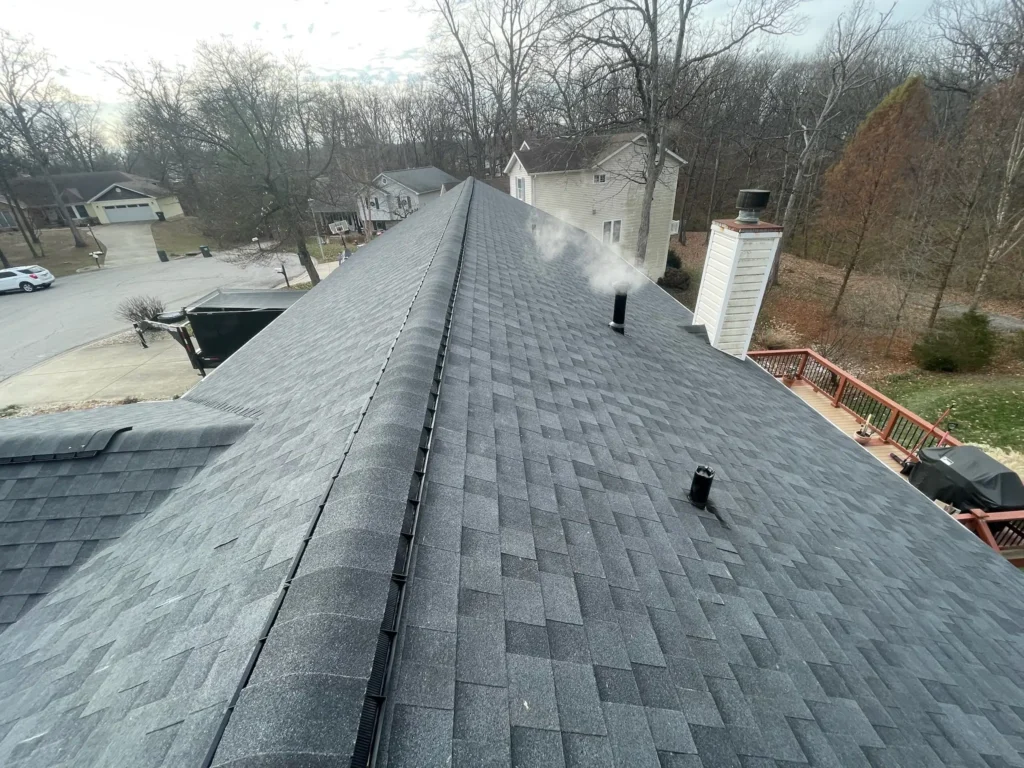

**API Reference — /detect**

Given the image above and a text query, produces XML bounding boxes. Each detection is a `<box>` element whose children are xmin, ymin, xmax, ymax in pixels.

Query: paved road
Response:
<box><xmin>99</xmin><ymin>222</ymin><xmax>160</xmax><ymax>266</ymax></box>
<box><xmin>0</xmin><ymin>253</ymin><xmax>305</xmax><ymax>381</ymax></box>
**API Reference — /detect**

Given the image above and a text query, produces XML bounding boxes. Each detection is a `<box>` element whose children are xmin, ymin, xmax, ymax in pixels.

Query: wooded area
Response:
<box><xmin>1</xmin><ymin>0</ymin><xmax>1022</xmax><ymax>310</ymax></box>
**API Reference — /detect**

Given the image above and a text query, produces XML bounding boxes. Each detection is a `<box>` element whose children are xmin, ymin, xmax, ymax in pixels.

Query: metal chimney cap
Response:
<box><xmin>736</xmin><ymin>189</ymin><xmax>771</xmax><ymax>224</ymax></box>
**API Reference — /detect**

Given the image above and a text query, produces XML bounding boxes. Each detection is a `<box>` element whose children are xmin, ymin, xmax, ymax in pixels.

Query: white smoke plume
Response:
<box><xmin>528</xmin><ymin>210</ymin><xmax>648</xmax><ymax>296</ymax></box>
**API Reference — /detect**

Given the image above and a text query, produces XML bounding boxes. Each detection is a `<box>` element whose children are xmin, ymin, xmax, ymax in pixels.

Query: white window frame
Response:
<box><xmin>602</xmin><ymin>219</ymin><xmax>621</xmax><ymax>244</ymax></box>
<box><xmin>593</xmin><ymin>173</ymin><xmax>607</xmax><ymax>184</ymax></box>
<box><xmin>516</xmin><ymin>177</ymin><xmax>526</xmax><ymax>201</ymax></box>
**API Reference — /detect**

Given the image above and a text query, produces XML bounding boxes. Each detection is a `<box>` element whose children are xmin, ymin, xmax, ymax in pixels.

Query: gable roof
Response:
<box><xmin>506</xmin><ymin>132</ymin><xmax>685</xmax><ymax>175</ymax></box>
<box><xmin>5</xmin><ymin>172</ymin><xmax>171</xmax><ymax>208</ymax></box>
<box><xmin>377</xmin><ymin>166</ymin><xmax>460</xmax><ymax>194</ymax></box>
<box><xmin>0</xmin><ymin>402</ymin><xmax>250</xmax><ymax>634</ymax></box>
<box><xmin>3</xmin><ymin>179</ymin><xmax>1024</xmax><ymax>767</ymax></box>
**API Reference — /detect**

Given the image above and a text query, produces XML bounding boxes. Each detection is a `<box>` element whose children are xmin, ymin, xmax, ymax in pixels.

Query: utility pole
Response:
<box><xmin>308</xmin><ymin>199</ymin><xmax>325</xmax><ymax>262</ymax></box>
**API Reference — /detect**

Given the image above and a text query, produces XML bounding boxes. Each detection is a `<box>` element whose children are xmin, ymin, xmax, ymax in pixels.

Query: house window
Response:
<box><xmin>602</xmin><ymin>220</ymin><xmax>621</xmax><ymax>244</ymax></box>
<box><xmin>372</xmin><ymin>197</ymin><xmax>379</xmax><ymax>209</ymax></box>
<box><xmin>516</xmin><ymin>177</ymin><xmax>525</xmax><ymax>200</ymax></box>
<box><xmin>594</xmin><ymin>173</ymin><xmax>607</xmax><ymax>184</ymax></box>
<box><xmin>75</xmin><ymin>205</ymin><xmax>88</xmax><ymax>218</ymax></box>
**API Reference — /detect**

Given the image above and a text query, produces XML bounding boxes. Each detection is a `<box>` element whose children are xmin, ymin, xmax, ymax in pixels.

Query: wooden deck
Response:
<box><xmin>788</xmin><ymin>381</ymin><xmax>903</xmax><ymax>472</ymax></box>
<box><xmin>752</xmin><ymin>350</ymin><xmax>1024</xmax><ymax>565</ymax></box>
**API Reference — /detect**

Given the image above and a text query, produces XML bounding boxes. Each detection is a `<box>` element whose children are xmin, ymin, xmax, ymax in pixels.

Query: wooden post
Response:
<box><xmin>796</xmin><ymin>352</ymin><xmax>808</xmax><ymax>379</ymax></box>
<box><xmin>881</xmin><ymin>410</ymin><xmax>899</xmax><ymax>442</ymax></box>
<box><xmin>970</xmin><ymin>510</ymin><xmax>1001</xmax><ymax>553</ymax></box>
<box><xmin>831</xmin><ymin>376</ymin><xmax>847</xmax><ymax>408</ymax></box>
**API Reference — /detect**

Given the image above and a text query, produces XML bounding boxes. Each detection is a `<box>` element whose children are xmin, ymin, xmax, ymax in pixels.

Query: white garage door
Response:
<box><xmin>104</xmin><ymin>203</ymin><xmax>157</xmax><ymax>223</ymax></box>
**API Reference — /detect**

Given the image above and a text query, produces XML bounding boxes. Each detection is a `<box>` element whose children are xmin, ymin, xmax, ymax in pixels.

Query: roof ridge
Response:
<box><xmin>206</xmin><ymin>179</ymin><xmax>476</xmax><ymax>766</ymax></box>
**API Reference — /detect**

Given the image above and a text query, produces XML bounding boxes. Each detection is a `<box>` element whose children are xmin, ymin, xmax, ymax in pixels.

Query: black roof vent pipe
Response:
<box><xmin>609</xmin><ymin>290</ymin><xmax>627</xmax><ymax>334</ymax></box>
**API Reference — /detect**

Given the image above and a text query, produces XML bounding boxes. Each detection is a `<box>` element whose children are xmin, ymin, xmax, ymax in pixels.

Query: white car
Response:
<box><xmin>0</xmin><ymin>265</ymin><xmax>55</xmax><ymax>293</ymax></box>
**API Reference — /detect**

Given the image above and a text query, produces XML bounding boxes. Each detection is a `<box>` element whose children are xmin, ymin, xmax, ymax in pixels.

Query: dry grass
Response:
<box><xmin>0</xmin><ymin>395</ymin><xmax>152</xmax><ymax>420</ymax></box>
<box><xmin>972</xmin><ymin>445</ymin><xmax>1024</xmax><ymax>478</ymax></box>
<box><xmin>150</xmin><ymin>216</ymin><xmax>209</xmax><ymax>255</ymax></box>
<box><xmin>0</xmin><ymin>228</ymin><xmax>105</xmax><ymax>276</ymax></box>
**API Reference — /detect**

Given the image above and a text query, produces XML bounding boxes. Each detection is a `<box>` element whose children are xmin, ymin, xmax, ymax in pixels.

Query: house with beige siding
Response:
<box><xmin>5</xmin><ymin>172</ymin><xmax>184</xmax><ymax>225</ymax></box>
<box><xmin>503</xmin><ymin>133</ymin><xmax>684</xmax><ymax>279</ymax></box>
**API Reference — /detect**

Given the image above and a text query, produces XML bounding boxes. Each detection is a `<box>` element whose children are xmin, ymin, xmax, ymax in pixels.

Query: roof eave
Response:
<box><xmin>88</xmin><ymin>183</ymin><xmax>159</xmax><ymax>203</ymax></box>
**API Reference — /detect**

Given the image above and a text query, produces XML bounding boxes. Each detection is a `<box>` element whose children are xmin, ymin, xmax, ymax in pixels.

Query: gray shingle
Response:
<box><xmin>507</xmin><ymin>653</ymin><xmax>560</xmax><ymax>730</ymax></box>
<box><xmin>10</xmin><ymin>177</ymin><xmax>1024</xmax><ymax>768</ymax></box>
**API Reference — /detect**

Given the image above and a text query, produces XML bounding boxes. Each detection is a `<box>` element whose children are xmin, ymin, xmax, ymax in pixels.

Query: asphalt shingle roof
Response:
<box><xmin>2</xmin><ymin>178</ymin><xmax>1024</xmax><ymax>767</ymax></box>
<box><xmin>6</xmin><ymin>172</ymin><xmax>170</xmax><ymax>207</ymax></box>
<box><xmin>381</xmin><ymin>167</ymin><xmax>460</xmax><ymax>194</ymax></box>
<box><xmin>512</xmin><ymin>133</ymin><xmax>641</xmax><ymax>174</ymax></box>
<box><xmin>0</xmin><ymin>184</ymin><xmax>470</xmax><ymax>767</ymax></box>
<box><xmin>0</xmin><ymin>402</ymin><xmax>250</xmax><ymax>634</ymax></box>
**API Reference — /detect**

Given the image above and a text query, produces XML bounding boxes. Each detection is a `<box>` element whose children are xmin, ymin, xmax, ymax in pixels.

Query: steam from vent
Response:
<box><xmin>529</xmin><ymin>211</ymin><xmax>647</xmax><ymax>295</ymax></box>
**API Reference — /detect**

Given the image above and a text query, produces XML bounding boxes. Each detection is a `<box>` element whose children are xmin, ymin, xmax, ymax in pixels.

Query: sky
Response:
<box><xmin>2</xmin><ymin>0</ymin><xmax>930</xmax><ymax>111</ymax></box>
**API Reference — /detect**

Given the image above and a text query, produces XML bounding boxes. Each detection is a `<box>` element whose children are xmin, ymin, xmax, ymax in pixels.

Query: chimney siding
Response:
<box><xmin>693</xmin><ymin>221</ymin><xmax>781</xmax><ymax>359</ymax></box>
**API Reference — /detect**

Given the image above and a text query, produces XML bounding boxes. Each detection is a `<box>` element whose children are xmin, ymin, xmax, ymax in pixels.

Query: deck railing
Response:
<box><xmin>748</xmin><ymin>349</ymin><xmax>961</xmax><ymax>456</ymax></box>
<box><xmin>748</xmin><ymin>349</ymin><xmax>1024</xmax><ymax>566</ymax></box>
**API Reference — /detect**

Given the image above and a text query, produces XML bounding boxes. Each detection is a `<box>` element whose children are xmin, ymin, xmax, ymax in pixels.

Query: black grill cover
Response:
<box><xmin>910</xmin><ymin>446</ymin><xmax>1024</xmax><ymax>512</ymax></box>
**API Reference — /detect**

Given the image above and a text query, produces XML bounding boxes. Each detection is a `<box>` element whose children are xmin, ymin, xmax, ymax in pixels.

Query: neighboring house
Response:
<box><xmin>3</xmin><ymin>179</ymin><xmax>1024</xmax><ymax>768</ymax></box>
<box><xmin>358</xmin><ymin>166</ymin><xmax>459</xmax><ymax>230</ymax></box>
<box><xmin>5</xmin><ymin>171</ymin><xmax>184</xmax><ymax>226</ymax></box>
<box><xmin>0</xmin><ymin>197</ymin><xmax>20</xmax><ymax>230</ymax></box>
<box><xmin>309</xmin><ymin>197</ymin><xmax>360</xmax><ymax>234</ymax></box>
<box><xmin>504</xmin><ymin>132</ymin><xmax>684</xmax><ymax>279</ymax></box>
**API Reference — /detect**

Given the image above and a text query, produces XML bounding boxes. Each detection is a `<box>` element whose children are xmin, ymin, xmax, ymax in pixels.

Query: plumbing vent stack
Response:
<box><xmin>610</xmin><ymin>291</ymin><xmax>627</xmax><ymax>334</ymax></box>
<box><xmin>692</xmin><ymin>189</ymin><xmax>782</xmax><ymax>359</ymax></box>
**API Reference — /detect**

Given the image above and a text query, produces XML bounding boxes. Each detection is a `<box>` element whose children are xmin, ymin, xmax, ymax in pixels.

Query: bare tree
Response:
<box><xmin>564</xmin><ymin>0</ymin><xmax>800</xmax><ymax>266</ymax></box>
<box><xmin>770</xmin><ymin>1</ymin><xmax>895</xmax><ymax>282</ymax></box>
<box><xmin>476</xmin><ymin>0</ymin><xmax>561</xmax><ymax>151</ymax></box>
<box><xmin>109</xmin><ymin>45</ymin><xmax>342</xmax><ymax>285</ymax></box>
<box><xmin>968</xmin><ymin>77</ymin><xmax>1024</xmax><ymax>308</ymax></box>
<box><xmin>0</xmin><ymin>30</ymin><xmax>87</xmax><ymax>247</ymax></box>
<box><xmin>434</xmin><ymin>0</ymin><xmax>487</xmax><ymax>175</ymax></box>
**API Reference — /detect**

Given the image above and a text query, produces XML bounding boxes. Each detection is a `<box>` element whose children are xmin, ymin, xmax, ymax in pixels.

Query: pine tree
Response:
<box><xmin>818</xmin><ymin>75</ymin><xmax>932</xmax><ymax>316</ymax></box>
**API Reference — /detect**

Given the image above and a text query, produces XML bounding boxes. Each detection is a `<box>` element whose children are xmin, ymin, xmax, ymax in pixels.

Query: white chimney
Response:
<box><xmin>692</xmin><ymin>190</ymin><xmax>781</xmax><ymax>359</ymax></box>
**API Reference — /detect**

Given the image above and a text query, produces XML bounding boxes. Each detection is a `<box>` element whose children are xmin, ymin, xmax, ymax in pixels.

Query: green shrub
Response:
<box><xmin>666</xmin><ymin>250</ymin><xmax>682</xmax><ymax>269</ymax></box>
<box><xmin>912</xmin><ymin>310</ymin><xmax>996</xmax><ymax>372</ymax></box>
<box><xmin>657</xmin><ymin>267</ymin><xmax>691</xmax><ymax>291</ymax></box>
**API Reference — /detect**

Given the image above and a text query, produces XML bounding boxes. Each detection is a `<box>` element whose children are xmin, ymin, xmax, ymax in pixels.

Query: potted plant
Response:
<box><xmin>855</xmin><ymin>415</ymin><xmax>874</xmax><ymax>445</ymax></box>
<box><xmin>782</xmin><ymin>364</ymin><xmax>798</xmax><ymax>387</ymax></box>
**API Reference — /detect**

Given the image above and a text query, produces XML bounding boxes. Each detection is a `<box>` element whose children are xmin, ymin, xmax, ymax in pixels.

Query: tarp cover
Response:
<box><xmin>910</xmin><ymin>445</ymin><xmax>1024</xmax><ymax>512</ymax></box>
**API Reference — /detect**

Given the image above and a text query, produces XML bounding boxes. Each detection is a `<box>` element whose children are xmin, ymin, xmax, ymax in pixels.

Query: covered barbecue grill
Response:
<box><xmin>910</xmin><ymin>445</ymin><xmax>1024</xmax><ymax>513</ymax></box>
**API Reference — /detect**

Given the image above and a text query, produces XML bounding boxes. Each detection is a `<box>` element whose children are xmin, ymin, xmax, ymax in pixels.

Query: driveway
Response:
<box><xmin>97</xmin><ymin>222</ymin><xmax>159</xmax><ymax>266</ymax></box>
<box><xmin>0</xmin><ymin>252</ymin><xmax>305</xmax><ymax>382</ymax></box>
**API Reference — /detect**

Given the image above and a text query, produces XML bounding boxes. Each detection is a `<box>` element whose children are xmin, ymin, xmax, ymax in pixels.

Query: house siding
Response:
<box><xmin>84</xmin><ymin>195</ymin><xmax>183</xmax><ymax>224</ymax></box>
<box><xmin>87</xmin><ymin>198</ymin><xmax>155</xmax><ymax>225</ymax></box>
<box><xmin>358</xmin><ymin>177</ymin><xmax>445</xmax><ymax>224</ymax></box>
<box><xmin>157</xmin><ymin>196</ymin><xmax>184</xmax><ymax>219</ymax></box>
<box><xmin>524</xmin><ymin>142</ymin><xmax>681</xmax><ymax>280</ymax></box>
<box><xmin>508</xmin><ymin>157</ymin><xmax>532</xmax><ymax>204</ymax></box>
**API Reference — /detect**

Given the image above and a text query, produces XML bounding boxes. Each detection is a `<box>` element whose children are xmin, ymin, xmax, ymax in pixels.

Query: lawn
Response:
<box><xmin>305</xmin><ymin>236</ymin><xmax>359</xmax><ymax>263</ymax></box>
<box><xmin>0</xmin><ymin>228</ymin><xmax>105</xmax><ymax>277</ymax></box>
<box><xmin>151</xmin><ymin>217</ymin><xmax>210</xmax><ymax>255</ymax></box>
<box><xmin>877</xmin><ymin>372</ymin><xmax>1024</xmax><ymax>451</ymax></box>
